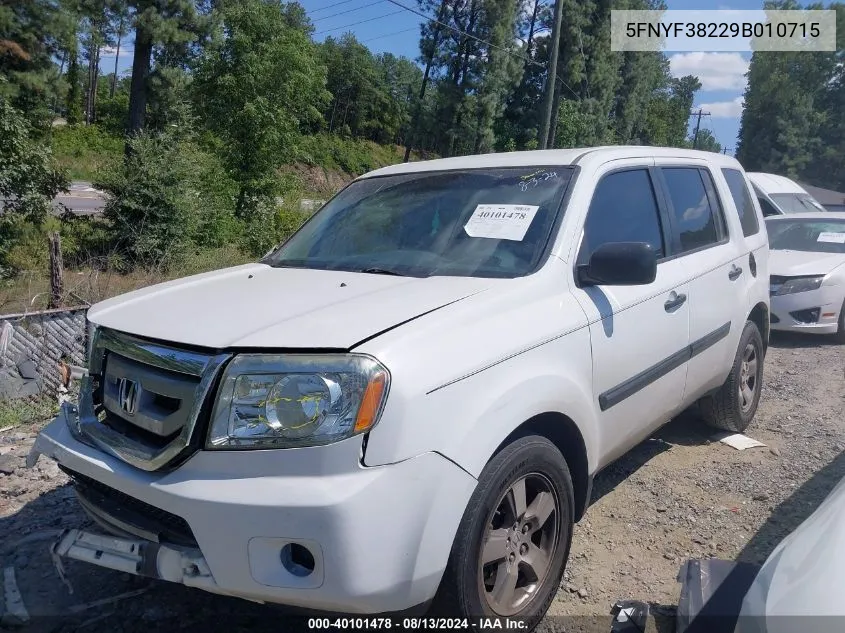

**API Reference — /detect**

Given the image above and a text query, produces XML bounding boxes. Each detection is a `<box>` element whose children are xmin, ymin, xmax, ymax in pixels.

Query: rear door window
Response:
<box><xmin>661</xmin><ymin>167</ymin><xmax>724</xmax><ymax>254</ymax></box>
<box><xmin>721</xmin><ymin>169</ymin><xmax>760</xmax><ymax>237</ymax></box>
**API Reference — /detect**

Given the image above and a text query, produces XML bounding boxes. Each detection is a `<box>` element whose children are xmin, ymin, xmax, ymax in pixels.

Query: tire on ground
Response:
<box><xmin>700</xmin><ymin>320</ymin><xmax>764</xmax><ymax>433</ymax></box>
<box><xmin>431</xmin><ymin>434</ymin><xmax>574</xmax><ymax>631</ymax></box>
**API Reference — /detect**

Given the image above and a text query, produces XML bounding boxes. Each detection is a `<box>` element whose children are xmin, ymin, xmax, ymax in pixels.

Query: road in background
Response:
<box><xmin>1</xmin><ymin>182</ymin><xmax>107</xmax><ymax>216</ymax></box>
<box><xmin>53</xmin><ymin>182</ymin><xmax>106</xmax><ymax>216</ymax></box>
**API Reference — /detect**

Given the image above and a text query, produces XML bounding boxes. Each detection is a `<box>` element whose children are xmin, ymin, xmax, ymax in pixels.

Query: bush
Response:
<box><xmin>1</xmin><ymin>213</ymin><xmax>118</xmax><ymax>276</ymax></box>
<box><xmin>50</xmin><ymin>125</ymin><xmax>123</xmax><ymax>181</ymax></box>
<box><xmin>0</xmin><ymin>99</ymin><xmax>69</xmax><ymax>276</ymax></box>
<box><xmin>96</xmin><ymin>129</ymin><xmax>240</xmax><ymax>270</ymax></box>
<box><xmin>96</xmin><ymin>92</ymin><xmax>129</xmax><ymax>135</ymax></box>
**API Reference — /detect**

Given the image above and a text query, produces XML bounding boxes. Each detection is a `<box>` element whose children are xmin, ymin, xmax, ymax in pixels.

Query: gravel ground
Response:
<box><xmin>1</xmin><ymin>332</ymin><xmax>843</xmax><ymax>632</ymax></box>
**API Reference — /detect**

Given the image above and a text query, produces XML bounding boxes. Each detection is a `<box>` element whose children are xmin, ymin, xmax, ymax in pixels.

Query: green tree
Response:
<box><xmin>419</xmin><ymin>0</ymin><xmax>523</xmax><ymax>156</ymax></box>
<box><xmin>690</xmin><ymin>128</ymin><xmax>721</xmax><ymax>153</ymax></box>
<box><xmin>193</xmin><ymin>0</ymin><xmax>329</xmax><ymax>217</ymax></box>
<box><xmin>377</xmin><ymin>52</ymin><xmax>424</xmax><ymax>145</ymax></box>
<box><xmin>320</xmin><ymin>34</ymin><xmax>399</xmax><ymax>142</ymax></box>
<box><xmin>125</xmin><ymin>0</ymin><xmax>211</xmax><ymax>136</ymax></box>
<box><xmin>65</xmin><ymin>42</ymin><xmax>83</xmax><ymax>124</ymax></box>
<box><xmin>808</xmin><ymin>3</ymin><xmax>845</xmax><ymax>189</ymax></box>
<box><xmin>738</xmin><ymin>1</ymin><xmax>842</xmax><ymax>183</ymax></box>
<box><xmin>0</xmin><ymin>98</ymin><xmax>69</xmax><ymax>274</ymax></box>
<box><xmin>641</xmin><ymin>74</ymin><xmax>701</xmax><ymax>147</ymax></box>
<box><xmin>96</xmin><ymin>128</ymin><xmax>238</xmax><ymax>268</ymax></box>
<box><xmin>0</xmin><ymin>0</ymin><xmax>69</xmax><ymax>123</ymax></box>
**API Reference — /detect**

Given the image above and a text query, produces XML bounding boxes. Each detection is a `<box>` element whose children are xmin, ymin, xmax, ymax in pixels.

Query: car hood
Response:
<box><xmin>87</xmin><ymin>263</ymin><xmax>493</xmax><ymax>349</ymax></box>
<box><xmin>769</xmin><ymin>249</ymin><xmax>845</xmax><ymax>277</ymax></box>
<box><xmin>737</xmin><ymin>474</ymin><xmax>845</xmax><ymax>629</ymax></box>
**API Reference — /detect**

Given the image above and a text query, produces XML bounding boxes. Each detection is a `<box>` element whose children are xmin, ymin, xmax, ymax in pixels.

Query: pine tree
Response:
<box><xmin>65</xmin><ymin>42</ymin><xmax>83</xmax><ymax>124</ymax></box>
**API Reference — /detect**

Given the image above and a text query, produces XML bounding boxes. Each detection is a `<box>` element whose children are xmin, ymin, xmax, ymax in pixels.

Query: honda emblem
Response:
<box><xmin>118</xmin><ymin>377</ymin><xmax>139</xmax><ymax>415</ymax></box>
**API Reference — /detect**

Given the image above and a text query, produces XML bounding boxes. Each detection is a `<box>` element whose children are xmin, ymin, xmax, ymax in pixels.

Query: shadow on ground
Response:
<box><xmin>590</xmin><ymin>409</ymin><xmax>713</xmax><ymax>506</ymax></box>
<box><xmin>768</xmin><ymin>331</ymin><xmax>842</xmax><ymax>350</ymax></box>
<box><xmin>676</xmin><ymin>450</ymin><xmax>845</xmax><ymax>633</ymax></box>
<box><xmin>736</xmin><ymin>449</ymin><xmax>845</xmax><ymax>565</ymax></box>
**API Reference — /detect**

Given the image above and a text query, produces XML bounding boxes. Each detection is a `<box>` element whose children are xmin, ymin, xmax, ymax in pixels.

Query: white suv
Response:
<box><xmin>31</xmin><ymin>147</ymin><xmax>770</xmax><ymax>628</ymax></box>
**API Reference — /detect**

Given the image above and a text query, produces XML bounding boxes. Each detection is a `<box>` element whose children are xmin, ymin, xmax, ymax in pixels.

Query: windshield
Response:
<box><xmin>766</xmin><ymin>218</ymin><xmax>845</xmax><ymax>254</ymax></box>
<box><xmin>263</xmin><ymin>167</ymin><xmax>574</xmax><ymax>278</ymax></box>
<box><xmin>770</xmin><ymin>193</ymin><xmax>827</xmax><ymax>214</ymax></box>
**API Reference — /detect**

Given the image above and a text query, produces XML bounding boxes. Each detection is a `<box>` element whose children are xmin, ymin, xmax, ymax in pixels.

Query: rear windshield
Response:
<box><xmin>263</xmin><ymin>167</ymin><xmax>574</xmax><ymax>278</ymax></box>
<box><xmin>766</xmin><ymin>218</ymin><xmax>845</xmax><ymax>254</ymax></box>
<box><xmin>770</xmin><ymin>193</ymin><xmax>827</xmax><ymax>214</ymax></box>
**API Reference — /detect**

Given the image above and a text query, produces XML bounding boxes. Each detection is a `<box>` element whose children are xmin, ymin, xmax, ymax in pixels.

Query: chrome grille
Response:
<box><xmin>68</xmin><ymin>327</ymin><xmax>231</xmax><ymax>472</ymax></box>
<box><xmin>102</xmin><ymin>353</ymin><xmax>200</xmax><ymax>438</ymax></box>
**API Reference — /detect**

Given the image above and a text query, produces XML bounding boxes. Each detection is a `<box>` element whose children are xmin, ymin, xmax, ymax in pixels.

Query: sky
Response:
<box><xmin>98</xmin><ymin>0</ymin><xmax>822</xmax><ymax>155</ymax></box>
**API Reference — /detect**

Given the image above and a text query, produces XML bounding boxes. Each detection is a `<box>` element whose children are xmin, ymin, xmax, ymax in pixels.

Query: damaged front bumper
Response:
<box><xmin>50</xmin><ymin>529</ymin><xmax>233</xmax><ymax>598</ymax></box>
<box><xmin>28</xmin><ymin>414</ymin><xmax>478</xmax><ymax>614</ymax></box>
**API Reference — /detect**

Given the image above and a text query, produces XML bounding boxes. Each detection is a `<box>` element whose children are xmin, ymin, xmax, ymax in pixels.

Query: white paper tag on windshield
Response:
<box><xmin>818</xmin><ymin>232</ymin><xmax>845</xmax><ymax>243</ymax></box>
<box><xmin>464</xmin><ymin>204</ymin><xmax>540</xmax><ymax>241</ymax></box>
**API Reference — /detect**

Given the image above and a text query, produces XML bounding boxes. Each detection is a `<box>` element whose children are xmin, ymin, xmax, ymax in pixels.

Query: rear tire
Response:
<box><xmin>700</xmin><ymin>320</ymin><xmax>764</xmax><ymax>433</ymax></box>
<box><xmin>833</xmin><ymin>300</ymin><xmax>845</xmax><ymax>344</ymax></box>
<box><xmin>431</xmin><ymin>435</ymin><xmax>574</xmax><ymax>631</ymax></box>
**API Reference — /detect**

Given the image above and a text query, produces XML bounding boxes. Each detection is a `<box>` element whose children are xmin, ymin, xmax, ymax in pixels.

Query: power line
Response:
<box><xmin>362</xmin><ymin>26</ymin><xmax>419</xmax><ymax>43</ymax></box>
<box><xmin>312</xmin><ymin>0</ymin><xmax>385</xmax><ymax>22</ymax></box>
<box><xmin>310</xmin><ymin>0</ymin><xmax>359</xmax><ymax>15</ymax></box>
<box><xmin>314</xmin><ymin>9</ymin><xmax>404</xmax><ymax>35</ymax></box>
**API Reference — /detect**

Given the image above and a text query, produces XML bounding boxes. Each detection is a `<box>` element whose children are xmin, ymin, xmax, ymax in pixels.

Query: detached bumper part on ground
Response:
<box><xmin>29</xmin><ymin>413</ymin><xmax>478</xmax><ymax>614</ymax></box>
<box><xmin>675</xmin><ymin>558</ymin><xmax>762</xmax><ymax>633</ymax></box>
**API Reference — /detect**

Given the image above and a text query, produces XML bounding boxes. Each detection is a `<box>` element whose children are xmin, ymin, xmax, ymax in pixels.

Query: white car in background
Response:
<box><xmin>748</xmin><ymin>172</ymin><xmax>827</xmax><ymax>217</ymax></box>
<box><xmin>766</xmin><ymin>212</ymin><xmax>845</xmax><ymax>342</ymax></box>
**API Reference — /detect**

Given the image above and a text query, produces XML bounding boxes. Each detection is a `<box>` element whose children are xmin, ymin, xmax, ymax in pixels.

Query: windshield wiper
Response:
<box><xmin>358</xmin><ymin>267</ymin><xmax>407</xmax><ymax>276</ymax></box>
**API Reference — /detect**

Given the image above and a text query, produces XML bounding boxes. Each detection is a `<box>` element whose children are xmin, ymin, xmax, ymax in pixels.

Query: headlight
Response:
<box><xmin>207</xmin><ymin>354</ymin><xmax>389</xmax><ymax>449</ymax></box>
<box><xmin>775</xmin><ymin>276</ymin><xmax>824</xmax><ymax>295</ymax></box>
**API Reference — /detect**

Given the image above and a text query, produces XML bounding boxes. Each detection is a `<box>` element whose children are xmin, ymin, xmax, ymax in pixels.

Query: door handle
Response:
<box><xmin>664</xmin><ymin>292</ymin><xmax>687</xmax><ymax>312</ymax></box>
<box><xmin>729</xmin><ymin>265</ymin><xmax>743</xmax><ymax>281</ymax></box>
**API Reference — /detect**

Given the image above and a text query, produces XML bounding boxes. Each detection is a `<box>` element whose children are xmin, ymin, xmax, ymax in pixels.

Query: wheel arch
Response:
<box><xmin>492</xmin><ymin>412</ymin><xmax>592</xmax><ymax>523</ymax></box>
<box><xmin>748</xmin><ymin>301</ymin><xmax>769</xmax><ymax>355</ymax></box>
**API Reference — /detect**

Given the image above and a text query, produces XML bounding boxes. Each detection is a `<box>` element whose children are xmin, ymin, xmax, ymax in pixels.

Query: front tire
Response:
<box><xmin>700</xmin><ymin>320</ymin><xmax>764</xmax><ymax>433</ymax></box>
<box><xmin>432</xmin><ymin>435</ymin><xmax>574</xmax><ymax>630</ymax></box>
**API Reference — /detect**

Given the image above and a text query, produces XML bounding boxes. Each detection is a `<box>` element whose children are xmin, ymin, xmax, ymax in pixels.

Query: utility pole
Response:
<box><xmin>691</xmin><ymin>108</ymin><xmax>710</xmax><ymax>150</ymax></box>
<box><xmin>538</xmin><ymin>0</ymin><xmax>564</xmax><ymax>149</ymax></box>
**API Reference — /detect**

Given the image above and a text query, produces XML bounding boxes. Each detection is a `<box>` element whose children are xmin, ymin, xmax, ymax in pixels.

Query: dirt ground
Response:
<box><xmin>1</xmin><ymin>332</ymin><xmax>843</xmax><ymax>632</ymax></box>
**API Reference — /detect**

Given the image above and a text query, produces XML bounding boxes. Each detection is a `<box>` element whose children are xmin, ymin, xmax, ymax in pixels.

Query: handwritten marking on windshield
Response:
<box><xmin>518</xmin><ymin>170</ymin><xmax>558</xmax><ymax>191</ymax></box>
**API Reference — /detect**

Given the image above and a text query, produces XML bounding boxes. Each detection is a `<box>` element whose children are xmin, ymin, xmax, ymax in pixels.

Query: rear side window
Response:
<box><xmin>757</xmin><ymin>196</ymin><xmax>781</xmax><ymax>217</ymax></box>
<box><xmin>578</xmin><ymin>169</ymin><xmax>665</xmax><ymax>263</ymax></box>
<box><xmin>662</xmin><ymin>168</ymin><xmax>722</xmax><ymax>253</ymax></box>
<box><xmin>721</xmin><ymin>168</ymin><xmax>760</xmax><ymax>237</ymax></box>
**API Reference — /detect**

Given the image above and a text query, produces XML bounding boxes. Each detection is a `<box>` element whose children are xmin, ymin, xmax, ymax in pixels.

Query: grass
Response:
<box><xmin>295</xmin><ymin>133</ymin><xmax>413</xmax><ymax>175</ymax></box>
<box><xmin>1</xmin><ymin>245</ymin><xmax>252</xmax><ymax>316</ymax></box>
<box><xmin>0</xmin><ymin>397</ymin><xmax>58</xmax><ymax>432</ymax></box>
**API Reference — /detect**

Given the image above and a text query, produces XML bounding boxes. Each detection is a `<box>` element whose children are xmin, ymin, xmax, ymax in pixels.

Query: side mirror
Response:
<box><xmin>577</xmin><ymin>242</ymin><xmax>657</xmax><ymax>286</ymax></box>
